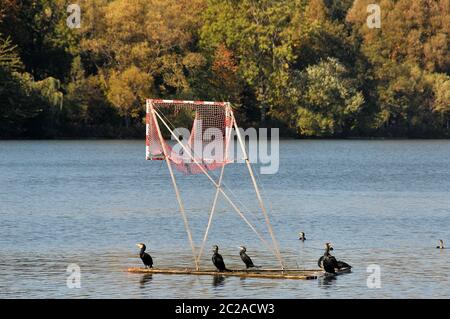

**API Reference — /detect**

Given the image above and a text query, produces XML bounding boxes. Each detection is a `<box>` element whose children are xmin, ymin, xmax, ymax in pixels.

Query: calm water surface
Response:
<box><xmin>0</xmin><ymin>140</ymin><xmax>449</xmax><ymax>298</ymax></box>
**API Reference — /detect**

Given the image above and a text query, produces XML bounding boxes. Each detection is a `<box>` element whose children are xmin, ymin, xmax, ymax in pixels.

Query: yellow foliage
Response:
<box><xmin>107</xmin><ymin>66</ymin><xmax>152</xmax><ymax>118</ymax></box>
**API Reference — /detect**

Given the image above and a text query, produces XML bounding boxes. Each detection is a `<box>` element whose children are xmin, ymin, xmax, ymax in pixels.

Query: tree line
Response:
<box><xmin>0</xmin><ymin>0</ymin><xmax>449</xmax><ymax>139</ymax></box>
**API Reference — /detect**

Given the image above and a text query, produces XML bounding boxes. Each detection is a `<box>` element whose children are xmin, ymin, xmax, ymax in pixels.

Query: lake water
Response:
<box><xmin>0</xmin><ymin>140</ymin><xmax>449</xmax><ymax>299</ymax></box>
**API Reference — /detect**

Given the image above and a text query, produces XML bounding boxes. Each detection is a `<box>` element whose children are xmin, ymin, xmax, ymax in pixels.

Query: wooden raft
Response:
<box><xmin>126</xmin><ymin>267</ymin><xmax>337</xmax><ymax>280</ymax></box>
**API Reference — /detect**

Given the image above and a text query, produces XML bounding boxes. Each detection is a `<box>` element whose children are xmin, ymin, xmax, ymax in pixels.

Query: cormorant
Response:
<box><xmin>436</xmin><ymin>240</ymin><xmax>445</xmax><ymax>249</ymax></box>
<box><xmin>318</xmin><ymin>243</ymin><xmax>337</xmax><ymax>273</ymax></box>
<box><xmin>239</xmin><ymin>246</ymin><xmax>256</xmax><ymax>269</ymax></box>
<box><xmin>317</xmin><ymin>243</ymin><xmax>333</xmax><ymax>268</ymax></box>
<box><xmin>318</xmin><ymin>243</ymin><xmax>351</xmax><ymax>274</ymax></box>
<box><xmin>299</xmin><ymin>232</ymin><xmax>306</xmax><ymax>241</ymax></box>
<box><xmin>136</xmin><ymin>243</ymin><xmax>153</xmax><ymax>268</ymax></box>
<box><xmin>212</xmin><ymin>245</ymin><xmax>230</xmax><ymax>272</ymax></box>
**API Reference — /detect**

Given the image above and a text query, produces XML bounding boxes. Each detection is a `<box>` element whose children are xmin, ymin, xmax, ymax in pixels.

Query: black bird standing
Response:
<box><xmin>136</xmin><ymin>243</ymin><xmax>153</xmax><ymax>268</ymax></box>
<box><xmin>239</xmin><ymin>246</ymin><xmax>256</xmax><ymax>269</ymax></box>
<box><xmin>212</xmin><ymin>245</ymin><xmax>230</xmax><ymax>272</ymax></box>
<box><xmin>318</xmin><ymin>243</ymin><xmax>352</xmax><ymax>274</ymax></box>
<box><xmin>317</xmin><ymin>243</ymin><xmax>333</xmax><ymax>268</ymax></box>
<box><xmin>318</xmin><ymin>243</ymin><xmax>338</xmax><ymax>274</ymax></box>
<box><xmin>317</xmin><ymin>243</ymin><xmax>352</xmax><ymax>270</ymax></box>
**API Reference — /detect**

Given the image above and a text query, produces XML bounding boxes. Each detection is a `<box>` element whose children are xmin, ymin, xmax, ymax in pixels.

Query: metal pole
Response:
<box><xmin>196</xmin><ymin>164</ymin><xmax>225</xmax><ymax>265</ymax></box>
<box><xmin>146</xmin><ymin>100</ymin><xmax>150</xmax><ymax>159</ymax></box>
<box><xmin>151</xmin><ymin>104</ymin><xmax>199</xmax><ymax>270</ymax></box>
<box><xmin>230</xmin><ymin>109</ymin><xmax>285</xmax><ymax>270</ymax></box>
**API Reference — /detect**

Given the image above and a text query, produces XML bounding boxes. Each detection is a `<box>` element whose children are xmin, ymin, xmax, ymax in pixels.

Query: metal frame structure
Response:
<box><xmin>146</xmin><ymin>99</ymin><xmax>285</xmax><ymax>270</ymax></box>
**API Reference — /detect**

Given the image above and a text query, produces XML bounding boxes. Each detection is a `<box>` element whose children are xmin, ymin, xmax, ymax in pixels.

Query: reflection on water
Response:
<box><xmin>318</xmin><ymin>275</ymin><xmax>338</xmax><ymax>288</ymax></box>
<box><xmin>139</xmin><ymin>274</ymin><xmax>153</xmax><ymax>288</ymax></box>
<box><xmin>213</xmin><ymin>275</ymin><xmax>226</xmax><ymax>287</ymax></box>
<box><xmin>0</xmin><ymin>140</ymin><xmax>450</xmax><ymax>298</ymax></box>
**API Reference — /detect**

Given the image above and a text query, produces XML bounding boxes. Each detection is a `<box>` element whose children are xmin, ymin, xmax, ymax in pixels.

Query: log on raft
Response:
<box><xmin>126</xmin><ymin>267</ymin><xmax>352</xmax><ymax>280</ymax></box>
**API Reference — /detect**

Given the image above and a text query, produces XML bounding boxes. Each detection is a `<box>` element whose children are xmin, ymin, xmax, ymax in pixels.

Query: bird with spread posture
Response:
<box><xmin>436</xmin><ymin>240</ymin><xmax>445</xmax><ymax>249</ymax></box>
<box><xmin>136</xmin><ymin>243</ymin><xmax>153</xmax><ymax>269</ymax></box>
<box><xmin>239</xmin><ymin>246</ymin><xmax>257</xmax><ymax>269</ymax></box>
<box><xmin>299</xmin><ymin>232</ymin><xmax>306</xmax><ymax>241</ymax></box>
<box><xmin>212</xmin><ymin>245</ymin><xmax>230</xmax><ymax>272</ymax></box>
<box><xmin>318</xmin><ymin>243</ymin><xmax>351</xmax><ymax>274</ymax></box>
<box><xmin>318</xmin><ymin>243</ymin><xmax>338</xmax><ymax>274</ymax></box>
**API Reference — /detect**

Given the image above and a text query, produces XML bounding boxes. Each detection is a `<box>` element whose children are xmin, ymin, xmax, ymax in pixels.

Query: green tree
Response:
<box><xmin>292</xmin><ymin>58</ymin><xmax>365</xmax><ymax>136</ymax></box>
<box><xmin>201</xmin><ymin>0</ymin><xmax>299</xmax><ymax>121</ymax></box>
<box><xmin>0</xmin><ymin>0</ymin><xmax>79</xmax><ymax>80</ymax></box>
<box><xmin>0</xmin><ymin>36</ymin><xmax>22</xmax><ymax>71</ymax></box>
<box><xmin>201</xmin><ymin>0</ymin><xmax>361</xmax><ymax>128</ymax></box>
<box><xmin>1</xmin><ymin>35</ymin><xmax>64</xmax><ymax>137</ymax></box>
<box><xmin>0</xmin><ymin>36</ymin><xmax>32</xmax><ymax>136</ymax></box>
<box><xmin>64</xmin><ymin>57</ymin><xmax>119</xmax><ymax>136</ymax></box>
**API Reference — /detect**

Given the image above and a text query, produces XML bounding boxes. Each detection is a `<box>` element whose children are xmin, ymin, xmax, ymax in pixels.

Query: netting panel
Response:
<box><xmin>146</xmin><ymin>99</ymin><xmax>233</xmax><ymax>175</ymax></box>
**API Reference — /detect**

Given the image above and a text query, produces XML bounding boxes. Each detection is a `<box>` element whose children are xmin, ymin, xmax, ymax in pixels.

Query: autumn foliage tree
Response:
<box><xmin>0</xmin><ymin>0</ymin><xmax>448</xmax><ymax>138</ymax></box>
<box><xmin>347</xmin><ymin>0</ymin><xmax>450</xmax><ymax>135</ymax></box>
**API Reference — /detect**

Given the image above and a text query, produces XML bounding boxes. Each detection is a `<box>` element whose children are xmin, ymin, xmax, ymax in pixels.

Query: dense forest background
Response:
<box><xmin>0</xmin><ymin>0</ymin><xmax>449</xmax><ymax>138</ymax></box>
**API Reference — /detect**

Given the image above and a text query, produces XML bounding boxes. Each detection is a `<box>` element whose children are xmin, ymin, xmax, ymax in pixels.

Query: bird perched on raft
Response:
<box><xmin>239</xmin><ymin>246</ymin><xmax>259</xmax><ymax>269</ymax></box>
<box><xmin>136</xmin><ymin>243</ymin><xmax>153</xmax><ymax>269</ymax></box>
<box><xmin>317</xmin><ymin>243</ymin><xmax>351</xmax><ymax>274</ymax></box>
<box><xmin>212</xmin><ymin>245</ymin><xmax>231</xmax><ymax>272</ymax></box>
<box><xmin>299</xmin><ymin>232</ymin><xmax>306</xmax><ymax>241</ymax></box>
<box><xmin>436</xmin><ymin>240</ymin><xmax>445</xmax><ymax>249</ymax></box>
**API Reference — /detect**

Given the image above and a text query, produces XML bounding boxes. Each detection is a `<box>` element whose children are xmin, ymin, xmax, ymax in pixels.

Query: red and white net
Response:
<box><xmin>146</xmin><ymin>99</ymin><xmax>233</xmax><ymax>174</ymax></box>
